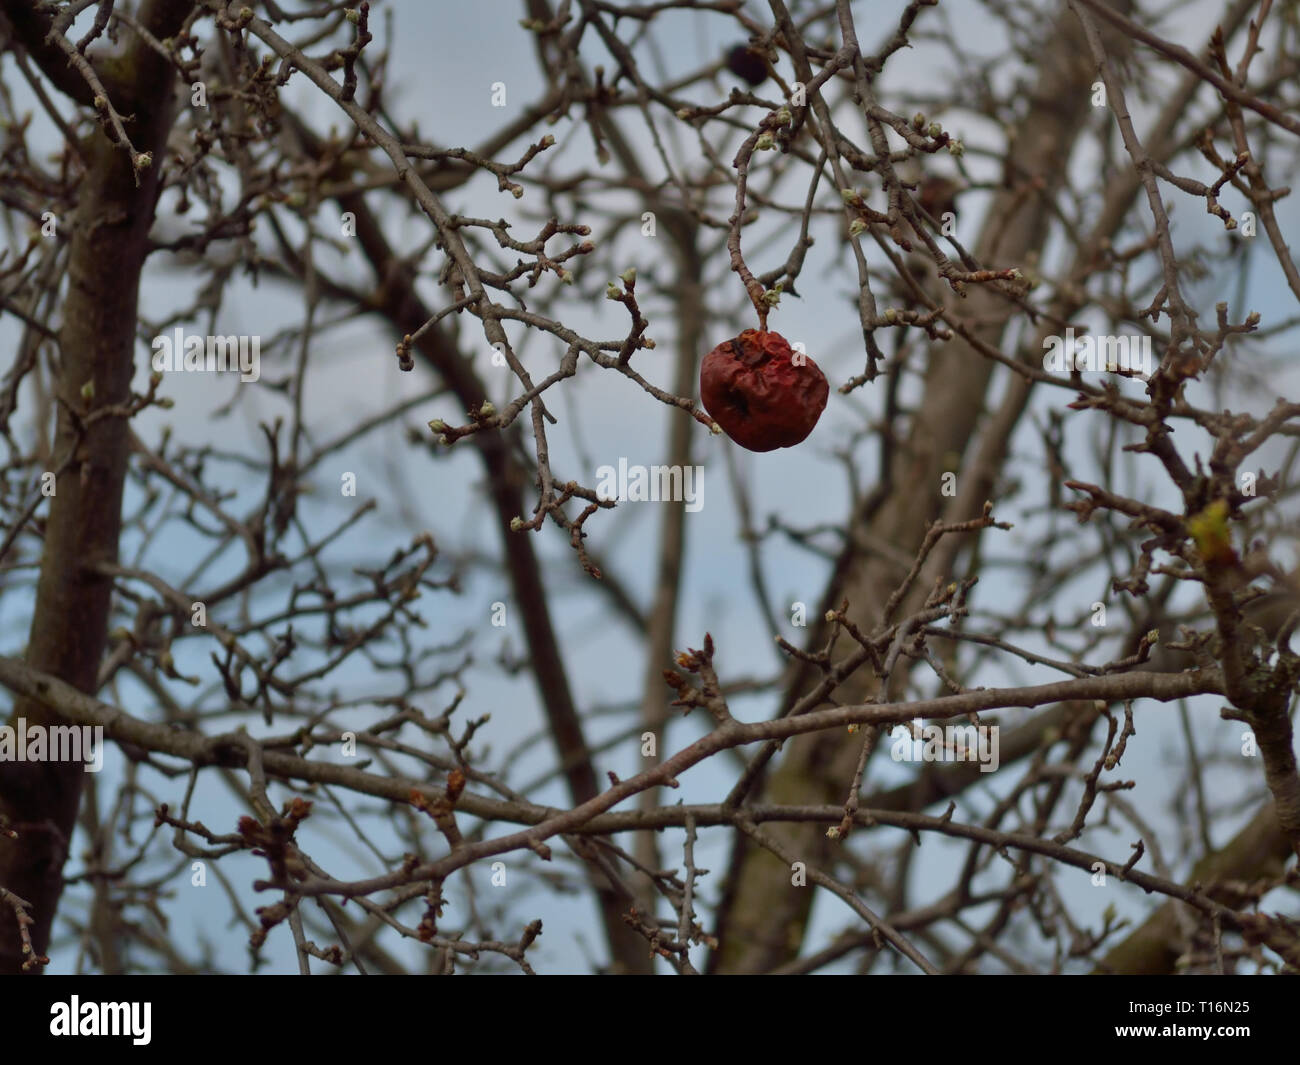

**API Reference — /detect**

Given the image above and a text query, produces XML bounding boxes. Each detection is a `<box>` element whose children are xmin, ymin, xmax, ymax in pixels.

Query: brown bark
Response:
<box><xmin>1095</xmin><ymin>805</ymin><xmax>1291</xmax><ymax>974</ymax></box>
<box><xmin>283</xmin><ymin>118</ymin><xmax>653</xmax><ymax>972</ymax></box>
<box><xmin>711</xmin><ymin>0</ymin><xmax>1128</xmax><ymax>973</ymax></box>
<box><xmin>0</xmin><ymin>0</ymin><xmax>192</xmax><ymax>974</ymax></box>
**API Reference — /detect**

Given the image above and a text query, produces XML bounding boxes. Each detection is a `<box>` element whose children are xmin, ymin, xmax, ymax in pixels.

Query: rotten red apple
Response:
<box><xmin>725</xmin><ymin>44</ymin><xmax>768</xmax><ymax>86</ymax></box>
<box><xmin>699</xmin><ymin>329</ymin><xmax>829</xmax><ymax>452</ymax></box>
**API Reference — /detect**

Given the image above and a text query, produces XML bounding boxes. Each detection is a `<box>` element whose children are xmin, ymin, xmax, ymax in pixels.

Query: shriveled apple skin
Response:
<box><xmin>700</xmin><ymin>329</ymin><xmax>829</xmax><ymax>452</ymax></box>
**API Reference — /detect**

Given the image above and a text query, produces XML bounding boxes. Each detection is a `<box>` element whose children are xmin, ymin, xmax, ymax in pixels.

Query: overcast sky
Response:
<box><xmin>2</xmin><ymin>0</ymin><xmax>1297</xmax><ymax>973</ymax></box>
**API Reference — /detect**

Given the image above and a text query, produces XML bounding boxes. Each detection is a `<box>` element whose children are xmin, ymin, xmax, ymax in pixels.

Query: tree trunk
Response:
<box><xmin>0</xmin><ymin>0</ymin><xmax>186</xmax><ymax>973</ymax></box>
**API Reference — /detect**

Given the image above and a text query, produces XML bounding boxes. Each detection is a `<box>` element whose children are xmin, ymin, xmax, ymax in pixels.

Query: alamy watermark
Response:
<box><xmin>890</xmin><ymin>721</ymin><xmax>1000</xmax><ymax>773</ymax></box>
<box><xmin>595</xmin><ymin>458</ymin><xmax>703</xmax><ymax>512</ymax></box>
<box><xmin>50</xmin><ymin>997</ymin><xmax>151</xmax><ymax>1045</ymax></box>
<box><xmin>151</xmin><ymin>327</ymin><xmax>260</xmax><ymax>382</ymax></box>
<box><xmin>0</xmin><ymin>718</ymin><xmax>104</xmax><ymax>773</ymax></box>
<box><xmin>1042</xmin><ymin>327</ymin><xmax>1152</xmax><ymax>379</ymax></box>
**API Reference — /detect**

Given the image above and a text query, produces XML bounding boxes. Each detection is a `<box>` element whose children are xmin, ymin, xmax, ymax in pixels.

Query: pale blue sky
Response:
<box><xmin>1</xmin><ymin>0</ymin><xmax>1296</xmax><ymax>973</ymax></box>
